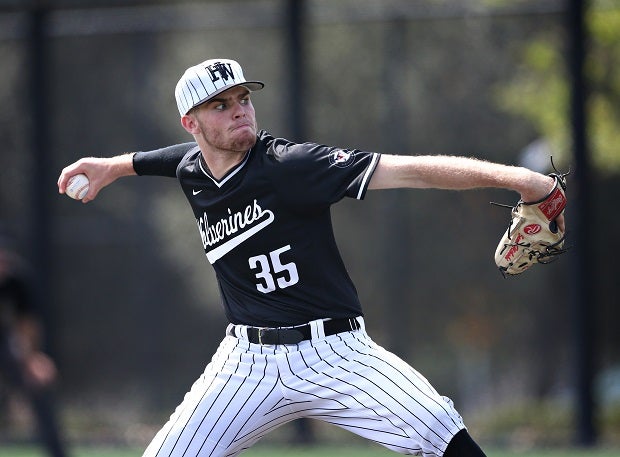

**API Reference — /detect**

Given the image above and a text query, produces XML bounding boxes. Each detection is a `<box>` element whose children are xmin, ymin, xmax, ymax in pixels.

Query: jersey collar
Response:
<box><xmin>198</xmin><ymin>149</ymin><xmax>252</xmax><ymax>188</ymax></box>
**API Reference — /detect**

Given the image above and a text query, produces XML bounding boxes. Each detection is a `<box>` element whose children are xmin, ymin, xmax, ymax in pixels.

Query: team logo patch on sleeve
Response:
<box><xmin>329</xmin><ymin>149</ymin><xmax>355</xmax><ymax>168</ymax></box>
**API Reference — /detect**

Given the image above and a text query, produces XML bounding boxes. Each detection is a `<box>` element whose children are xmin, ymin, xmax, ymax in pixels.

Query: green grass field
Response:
<box><xmin>2</xmin><ymin>445</ymin><xmax>619</xmax><ymax>457</ymax></box>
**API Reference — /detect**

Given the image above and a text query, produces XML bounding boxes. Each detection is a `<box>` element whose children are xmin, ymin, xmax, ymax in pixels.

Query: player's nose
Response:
<box><xmin>232</xmin><ymin>102</ymin><xmax>247</xmax><ymax>118</ymax></box>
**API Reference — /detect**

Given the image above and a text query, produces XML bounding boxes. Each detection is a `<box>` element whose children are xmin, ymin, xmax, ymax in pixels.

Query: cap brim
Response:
<box><xmin>188</xmin><ymin>81</ymin><xmax>264</xmax><ymax>114</ymax></box>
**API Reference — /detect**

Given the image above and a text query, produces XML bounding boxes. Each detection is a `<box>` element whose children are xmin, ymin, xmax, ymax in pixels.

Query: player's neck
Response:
<box><xmin>200</xmin><ymin>149</ymin><xmax>248</xmax><ymax>180</ymax></box>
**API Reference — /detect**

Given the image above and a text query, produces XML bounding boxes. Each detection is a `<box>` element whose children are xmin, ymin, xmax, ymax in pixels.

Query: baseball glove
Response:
<box><xmin>494</xmin><ymin>172</ymin><xmax>568</xmax><ymax>276</ymax></box>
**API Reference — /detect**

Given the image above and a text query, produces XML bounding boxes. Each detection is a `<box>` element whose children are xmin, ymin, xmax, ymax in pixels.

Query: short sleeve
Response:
<box><xmin>267</xmin><ymin>139</ymin><xmax>380</xmax><ymax>206</ymax></box>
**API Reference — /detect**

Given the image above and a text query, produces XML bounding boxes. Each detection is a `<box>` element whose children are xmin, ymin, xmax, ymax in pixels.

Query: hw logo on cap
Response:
<box><xmin>175</xmin><ymin>58</ymin><xmax>264</xmax><ymax>116</ymax></box>
<box><xmin>206</xmin><ymin>61</ymin><xmax>237</xmax><ymax>86</ymax></box>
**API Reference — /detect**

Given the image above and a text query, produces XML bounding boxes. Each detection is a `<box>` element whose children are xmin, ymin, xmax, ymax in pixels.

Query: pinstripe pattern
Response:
<box><xmin>143</xmin><ymin>320</ymin><xmax>464</xmax><ymax>457</ymax></box>
<box><xmin>174</xmin><ymin>59</ymin><xmax>263</xmax><ymax>115</ymax></box>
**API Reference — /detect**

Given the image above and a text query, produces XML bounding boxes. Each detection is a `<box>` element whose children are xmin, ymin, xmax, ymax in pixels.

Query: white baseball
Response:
<box><xmin>66</xmin><ymin>173</ymin><xmax>90</xmax><ymax>200</ymax></box>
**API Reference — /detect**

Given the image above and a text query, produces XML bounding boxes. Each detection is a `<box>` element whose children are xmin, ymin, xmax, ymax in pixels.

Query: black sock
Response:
<box><xmin>443</xmin><ymin>429</ymin><xmax>486</xmax><ymax>457</ymax></box>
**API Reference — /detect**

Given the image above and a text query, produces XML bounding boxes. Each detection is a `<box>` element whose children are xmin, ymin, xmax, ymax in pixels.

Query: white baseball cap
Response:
<box><xmin>174</xmin><ymin>58</ymin><xmax>264</xmax><ymax>116</ymax></box>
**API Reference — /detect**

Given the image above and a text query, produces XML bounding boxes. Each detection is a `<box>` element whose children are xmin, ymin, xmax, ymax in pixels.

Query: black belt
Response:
<box><xmin>229</xmin><ymin>317</ymin><xmax>361</xmax><ymax>345</ymax></box>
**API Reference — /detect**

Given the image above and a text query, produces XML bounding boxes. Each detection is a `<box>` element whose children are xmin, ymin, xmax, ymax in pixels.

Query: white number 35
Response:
<box><xmin>248</xmin><ymin>245</ymin><xmax>299</xmax><ymax>293</ymax></box>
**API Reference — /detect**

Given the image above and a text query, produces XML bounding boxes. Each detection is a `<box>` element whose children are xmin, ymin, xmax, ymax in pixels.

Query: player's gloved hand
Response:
<box><xmin>494</xmin><ymin>171</ymin><xmax>568</xmax><ymax>276</ymax></box>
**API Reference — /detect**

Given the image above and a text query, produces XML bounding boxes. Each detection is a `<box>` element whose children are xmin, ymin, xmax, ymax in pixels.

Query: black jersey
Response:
<box><xmin>135</xmin><ymin>130</ymin><xmax>380</xmax><ymax>326</ymax></box>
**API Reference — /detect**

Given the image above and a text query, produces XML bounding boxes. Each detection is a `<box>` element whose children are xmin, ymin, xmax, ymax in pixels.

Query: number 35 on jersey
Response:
<box><xmin>249</xmin><ymin>245</ymin><xmax>299</xmax><ymax>293</ymax></box>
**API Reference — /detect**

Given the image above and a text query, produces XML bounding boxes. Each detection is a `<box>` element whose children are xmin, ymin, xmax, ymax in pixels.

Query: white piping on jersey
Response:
<box><xmin>198</xmin><ymin>150</ymin><xmax>251</xmax><ymax>188</ymax></box>
<box><xmin>357</xmin><ymin>153</ymin><xmax>380</xmax><ymax>200</ymax></box>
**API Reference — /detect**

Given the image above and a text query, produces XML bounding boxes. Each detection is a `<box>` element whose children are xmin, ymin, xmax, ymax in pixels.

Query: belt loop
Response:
<box><xmin>309</xmin><ymin>319</ymin><xmax>325</xmax><ymax>340</ymax></box>
<box><xmin>258</xmin><ymin>328</ymin><xmax>265</xmax><ymax>345</ymax></box>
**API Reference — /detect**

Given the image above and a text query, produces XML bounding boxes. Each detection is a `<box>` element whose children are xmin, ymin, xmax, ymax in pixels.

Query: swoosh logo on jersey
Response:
<box><xmin>205</xmin><ymin>210</ymin><xmax>274</xmax><ymax>264</ymax></box>
<box><xmin>197</xmin><ymin>199</ymin><xmax>275</xmax><ymax>264</ymax></box>
<box><xmin>192</xmin><ymin>189</ymin><xmax>204</xmax><ymax>195</ymax></box>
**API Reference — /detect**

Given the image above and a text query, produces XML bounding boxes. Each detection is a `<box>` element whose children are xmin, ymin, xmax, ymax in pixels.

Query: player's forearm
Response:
<box><xmin>369</xmin><ymin>154</ymin><xmax>555</xmax><ymax>202</ymax></box>
<box><xmin>58</xmin><ymin>142</ymin><xmax>194</xmax><ymax>202</ymax></box>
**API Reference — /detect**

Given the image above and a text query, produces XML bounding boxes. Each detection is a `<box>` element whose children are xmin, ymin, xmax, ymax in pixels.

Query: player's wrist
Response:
<box><xmin>518</xmin><ymin>172</ymin><xmax>555</xmax><ymax>203</ymax></box>
<box><xmin>112</xmin><ymin>152</ymin><xmax>138</xmax><ymax>177</ymax></box>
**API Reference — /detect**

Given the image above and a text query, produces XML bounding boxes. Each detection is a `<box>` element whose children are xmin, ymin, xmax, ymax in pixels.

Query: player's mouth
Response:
<box><xmin>231</xmin><ymin>122</ymin><xmax>254</xmax><ymax>132</ymax></box>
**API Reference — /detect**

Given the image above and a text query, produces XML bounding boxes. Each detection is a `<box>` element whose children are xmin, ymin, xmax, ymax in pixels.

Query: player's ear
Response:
<box><xmin>181</xmin><ymin>114</ymin><xmax>199</xmax><ymax>134</ymax></box>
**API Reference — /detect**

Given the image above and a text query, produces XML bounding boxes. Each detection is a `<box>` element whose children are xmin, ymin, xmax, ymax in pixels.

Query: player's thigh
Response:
<box><xmin>305</xmin><ymin>332</ymin><xmax>465</xmax><ymax>456</ymax></box>
<box><xmin>143</xmin><ymin>337</ymin><xmax>282</xmax><ymax>457</ymax></box>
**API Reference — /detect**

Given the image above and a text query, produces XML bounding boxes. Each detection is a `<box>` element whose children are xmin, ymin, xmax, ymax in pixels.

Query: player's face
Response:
<box><xmin>190</xmin><ymin>86</ymin><xmax>258</xmax><ymax>154</ymax></box>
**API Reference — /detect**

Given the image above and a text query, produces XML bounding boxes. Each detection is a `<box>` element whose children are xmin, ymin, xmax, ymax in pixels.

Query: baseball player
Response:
<box><xmin>0</xmin><ymin>231</ymin><xmax>68</xmax><ymax>457</ymax></box>
<box><xmin>58</xmin><ymin>58</ymin><xmax>565</xmax><ymax>457</ymax></box>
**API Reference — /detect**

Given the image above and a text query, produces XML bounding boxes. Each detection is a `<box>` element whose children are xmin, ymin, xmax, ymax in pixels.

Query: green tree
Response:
<box><xmin>496</xmin><ymin>1</ymin><xmax>620</xmax><ymax>174</ymax></box>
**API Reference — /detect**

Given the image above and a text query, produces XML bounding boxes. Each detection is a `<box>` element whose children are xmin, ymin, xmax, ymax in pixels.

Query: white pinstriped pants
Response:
<box><xmin>143</xmin><ymin>318</ymin><xmax>465</xmax><ymax>457</ymax></box>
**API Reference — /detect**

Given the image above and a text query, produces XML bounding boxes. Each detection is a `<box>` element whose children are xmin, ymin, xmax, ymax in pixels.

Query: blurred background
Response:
<box><xmin>0</xmin><ymin>0</ymin><xmax>618</xmax><ymax>454</ymax></box>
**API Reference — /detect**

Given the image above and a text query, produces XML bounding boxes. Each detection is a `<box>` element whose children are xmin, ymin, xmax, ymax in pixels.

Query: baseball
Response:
<box><xmin>66</xmin><ymin>173</ymin><xmax>90</xmax><ymax>200</ymax></box>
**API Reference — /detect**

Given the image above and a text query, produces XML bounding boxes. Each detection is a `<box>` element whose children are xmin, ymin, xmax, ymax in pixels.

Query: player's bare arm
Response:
<box><xmin>369</xmin><ymin>154</ymin><xmax>565</xmax><ymax>232</ymax></box>
<box><xmin>57</xmin><ymin>153</ymin><xmax>136</xmax><ymax>203</ymax></box>
<box><xmin>58</xmin><ymin>142</ymin><xmax>193</xmax><ymax>202</ymax></box>
<box><xmin>369</xmin><ymin>154</ymin><xmax>553</xmax><ymax>197</ymax></box>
